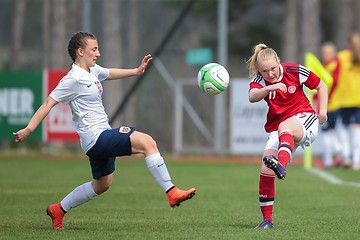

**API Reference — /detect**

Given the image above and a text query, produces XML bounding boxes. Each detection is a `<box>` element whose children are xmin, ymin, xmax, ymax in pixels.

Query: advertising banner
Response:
<box><xmin>0</xmin><ymin>70</ymin><xmax>79</xmax><ymax>142</ymax></box>
<box><xmin>0</xmin><ymin>71</ymin><xmax>43</xmax><ymax>140</ymax></box>
<box><xmin>230</xmin><ymin>79</ymin><xmax>268</xmax><ymax>154</ymax></box>
<box><xmin>44</xmin><ymin>69</ymin><xmax>79</xmax><ymax>142</ymax></box>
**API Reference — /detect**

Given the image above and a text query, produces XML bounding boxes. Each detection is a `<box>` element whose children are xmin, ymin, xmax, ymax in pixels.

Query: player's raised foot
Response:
<box><xmin>255</xmin><ymin>218</ymin><xmax>273</xmax><ymax>229</ymax></box>
<box><xmin>46</xmin><ymin>202</ymin><xmax>65</xmax><ymax>230</ymax></box>
<box><xmin>263</xmin><ymin>155</ymin><xmax>286</xmax><ymax>180</ymax></box>
<box><xmin>167</xmin><ymin>186</ymin><xmax>196</xmax><ymax>208</ymax></box>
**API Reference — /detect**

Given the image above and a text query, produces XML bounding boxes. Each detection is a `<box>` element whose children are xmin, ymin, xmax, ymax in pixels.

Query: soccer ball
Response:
<box><xmin>197</xmin><ymin>63</ymin><xmax>230</xmax><ymax>95</ymax></box>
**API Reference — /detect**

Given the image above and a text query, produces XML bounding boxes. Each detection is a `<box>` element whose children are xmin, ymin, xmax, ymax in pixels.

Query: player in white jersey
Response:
<box><xmin>13</xmin><ymin>31</ymin><xmax>196</xmax><ymax>230</ymax></box>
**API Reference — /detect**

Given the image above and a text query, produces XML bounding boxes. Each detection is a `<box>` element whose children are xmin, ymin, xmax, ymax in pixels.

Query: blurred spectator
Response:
<box><xmin>319</xmin><ymin>42</ymin><xmax>343</xmax><ymax>168</ymax></box>
<box><xmin>336</xmin><ymin>32</ymin><xmax>360</xmax><ymax>170</ymax></box>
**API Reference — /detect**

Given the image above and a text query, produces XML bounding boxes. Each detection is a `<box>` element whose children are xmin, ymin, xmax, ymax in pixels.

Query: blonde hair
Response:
<box><xmin>247</xmin><ymin>43</ymin><xmax>280</xmax><ymax>77</ymax></box>
<box><xmin>349</xmin><ymin>32</ymin><xmax>360</xmax><ymax>65</ymax></box>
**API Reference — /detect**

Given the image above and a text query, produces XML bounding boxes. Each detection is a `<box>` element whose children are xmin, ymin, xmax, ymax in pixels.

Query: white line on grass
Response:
<box><xmin>308</xmin><ymin>167</ymin><xmax>360</xmax><ymax>188</ymax></box>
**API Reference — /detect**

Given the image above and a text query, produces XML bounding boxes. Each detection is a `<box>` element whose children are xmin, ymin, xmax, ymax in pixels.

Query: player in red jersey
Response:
<box><xmin>247</xmin><ymin>43</ymin><xmax>328</xmax><ymax>228</ymax></box>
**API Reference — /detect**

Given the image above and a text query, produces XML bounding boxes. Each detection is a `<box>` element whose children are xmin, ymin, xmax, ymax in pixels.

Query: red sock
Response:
<box><xmin>278</xmin><ymin>131</ymin><xmax>294</xmax><ymax>168</ymax></box>
<box><xmin>259</xmin><ymin>174</ymin><xmax>275</xmax><ymax>222</ymax></box>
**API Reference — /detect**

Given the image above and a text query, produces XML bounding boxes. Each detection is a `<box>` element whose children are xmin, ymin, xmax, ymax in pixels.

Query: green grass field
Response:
<box><xmin>0</xmin><ymin>156</ymin><xmax>359</xmax><ymax>239</ymax></box>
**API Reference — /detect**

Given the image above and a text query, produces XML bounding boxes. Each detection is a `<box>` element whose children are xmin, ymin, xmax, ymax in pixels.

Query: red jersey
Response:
<box><xmin>249</xmin><ymin>62</ymin><xmax>320</xmax><ymax>132</ymax></box>
<box><xmin>324</xmin><ymin>58</ymin><xmax>340</xmax><ymax>98</ymax></box>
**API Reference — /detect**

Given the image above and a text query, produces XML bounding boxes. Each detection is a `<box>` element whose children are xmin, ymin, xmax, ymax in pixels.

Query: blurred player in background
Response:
<box><xmin>247</xmin><ymin>43</ymin><xmax>328</xmax><ymax>228</ymax></box>
<box><xmin>336</xmin><ymin>32</ymin><xmax>360</xmax><ymax>170</ymax></box>
<box><xmin>13</xmin><ymin>31</ymin><xmax>196</xmax><ymax>230</ymax></box>
<box><xmin>318</xmin><ymin>42</ymin><xmax>342</xmax><ymax>168</ymax></box>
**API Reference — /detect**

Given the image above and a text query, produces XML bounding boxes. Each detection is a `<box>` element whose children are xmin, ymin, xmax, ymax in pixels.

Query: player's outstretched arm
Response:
<box><xmin>13</xmin><ymin>97</ymin><xmax>58</xmax><ymax>143</ymax></box>
<box><xmin>106</xmin><ymin>54</ymin><xmax>152</xmax><ymax>80</ymax></box>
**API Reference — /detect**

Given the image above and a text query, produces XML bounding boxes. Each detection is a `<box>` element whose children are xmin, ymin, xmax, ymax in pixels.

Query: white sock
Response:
<box><xmin>331</xmin><ymin>129</ymin><xmax>343</xmax><ymax>154</ymax></box>
<box><xmin>145</xmin><ymin>153</ymin><xmax>174</xmax><ymax>192</ymax></box>
<box><xmin>60</xmin><ymin>182</ymin><xmax>97</xmax><ymax>212</ymax></box>
<box><xmin>351</xmin><ymin>126</ymin><xmax>360</xmax><ymax>170</ymax></box>
<box><xmin>339</xmin><ymin>127</ymin><xmax>351</xmax><ymax>164</ymax></box>
<box><xmin>322</xmin><ymin>131</ymin><xmax>333</xmax><ymax>168</ymax></box>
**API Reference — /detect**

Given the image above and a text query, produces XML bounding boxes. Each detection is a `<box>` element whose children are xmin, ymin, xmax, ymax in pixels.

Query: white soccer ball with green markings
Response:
<box><xmin>197</xmin><ymin>63</ymin><xmax>230</xmax><ymax>95</ymax></box>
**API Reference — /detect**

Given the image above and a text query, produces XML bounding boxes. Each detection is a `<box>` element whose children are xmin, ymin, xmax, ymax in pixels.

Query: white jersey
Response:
<box><xmin>50</xmin><ymin>63</ymin><xmax>111</xmax><ymax>153</ymax></box>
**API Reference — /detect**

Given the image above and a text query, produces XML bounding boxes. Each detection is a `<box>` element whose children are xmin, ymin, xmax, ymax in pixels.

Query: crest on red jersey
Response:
<box><xmin>288</xmin><ymin>86</ymin><xmax>296</xmax><ymax>94</ymax></box>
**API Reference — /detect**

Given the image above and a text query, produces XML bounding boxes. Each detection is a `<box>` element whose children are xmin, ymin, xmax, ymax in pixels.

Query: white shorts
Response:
<box><xmin>265</xmin><ymin>112</ymin><xmax>319</xmax><ymax>151</ymax></box>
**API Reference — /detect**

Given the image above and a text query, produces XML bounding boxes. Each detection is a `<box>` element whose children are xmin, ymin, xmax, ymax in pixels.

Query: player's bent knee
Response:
<box><xmin>94</xmin><ymin>183</ymin><xmax>111</xmax><ymax>195</ymax></box>
<box><xmin>92</xmin><ymin>176</ymin><xmax>113</xmax><ymax>195</ymax></box>
<box><xmin>147</xmin><ymin>136</ymin><xmax>158</xmax><ymax>150</ymax></box>
<box><xmin>142</xmin><ymin>133</ymin><xmax>158</xmax><ymax>152</ymax></box>
<box><xmin>131</xmin><ymin>131</ymin><xmax>159</xmax><ymax>154</ymax></box>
